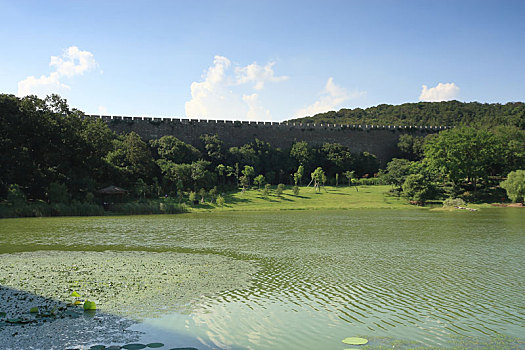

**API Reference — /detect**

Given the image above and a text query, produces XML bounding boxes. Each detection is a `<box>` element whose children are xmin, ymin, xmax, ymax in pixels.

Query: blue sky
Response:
<box><xmin>1</xmin><ymin>0</ymin><xmax>524</xmax><ymax>121</ymax></box>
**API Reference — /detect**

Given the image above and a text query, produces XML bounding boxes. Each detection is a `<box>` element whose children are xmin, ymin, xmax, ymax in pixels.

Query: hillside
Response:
<box><xmin>288</xmin><ymin>101</ymin><xmax>525</xmax><ymax>129</ymax></box>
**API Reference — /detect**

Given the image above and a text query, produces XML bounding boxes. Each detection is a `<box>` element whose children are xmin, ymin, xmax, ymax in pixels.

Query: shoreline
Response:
<box><xmin>1</xmin><ymin>185</ymin><xmax>522</xmax><ymax>219</ymax></box>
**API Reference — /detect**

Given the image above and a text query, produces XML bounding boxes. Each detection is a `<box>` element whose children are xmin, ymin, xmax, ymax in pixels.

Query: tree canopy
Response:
<box><xmin>289</xmin><ymin>101</ymin><xmax>525</xmax><ymax>129</ymax></box>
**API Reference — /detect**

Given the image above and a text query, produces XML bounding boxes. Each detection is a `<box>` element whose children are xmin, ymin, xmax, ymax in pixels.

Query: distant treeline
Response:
<box><xmin>0</xmin><ymin>94</ymin><xmax>379</xmax><ymax>204</ymax></box>
<box><xmin>2</xmin><ymin>94</ymin><xmax>524</xmax><ymax>215</ymax></box>
<box><xmin>289</xmin><ymin>101</ymin><xmax>525</xmax><ymax>129</ymax></box>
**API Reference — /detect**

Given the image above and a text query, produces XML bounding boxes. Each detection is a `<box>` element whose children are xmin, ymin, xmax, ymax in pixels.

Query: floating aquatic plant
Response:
<box><xmin>122</xmin><ymin>344</ymin><xmax>147</xmax><ymax>350</ymax></box>
<box><xmin>342</xmin><ymin>336</ymin><xmax>368</xmax><ymax>345</ymax></box>
<box><xmin>83</xmin><ymin>300</ymin><xmax>96</xmax><ymax>310</ymax></box>
<box><xmin>146</xmin><ymin>343</ymin><xmax>164</xmax><ymax>348</ymax></box>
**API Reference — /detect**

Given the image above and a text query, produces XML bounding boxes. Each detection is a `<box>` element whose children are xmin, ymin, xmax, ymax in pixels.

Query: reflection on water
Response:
<box><xmin>1</xmin><ymin>209</ymin><xmax>524</xmax><ymax>349</ymax></box>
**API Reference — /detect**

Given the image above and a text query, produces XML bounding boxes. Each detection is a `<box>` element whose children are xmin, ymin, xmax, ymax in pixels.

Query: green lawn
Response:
<box><xmin>190</xmin><ymin>185</ymin><xmax>418</xmax><ymax>212</ymax></box>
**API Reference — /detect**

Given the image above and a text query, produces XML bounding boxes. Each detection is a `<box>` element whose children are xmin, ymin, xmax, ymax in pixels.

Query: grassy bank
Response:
<box><xmin>3</xmin><ymin>185</ymin><xmax>517</xmax><ymax>218</ymax></box>
<box><xmin>190</xmin><ymin>185</ymin><xmax>415</xmax><ymax>212</ymax></box>
<box><xmin>0</xmin><ymin>199</ymin><xmax>187</xmax><ymax>218</ymax></box>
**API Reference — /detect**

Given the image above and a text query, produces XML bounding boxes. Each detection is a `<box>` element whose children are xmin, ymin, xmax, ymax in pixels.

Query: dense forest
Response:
<box><xmin>1</xmin><ymin>94</ymin><xmax>524</xmax><ymax>217</ymax></box>
<box><xmin>0</xmin><ymin>94</ymin><xmax>378</xmax><ymax>213</ymax></box>
<box><xmin>289</xmin><ymin>101</ymin><xmax>525</xmax><ymax>129</ymax></box>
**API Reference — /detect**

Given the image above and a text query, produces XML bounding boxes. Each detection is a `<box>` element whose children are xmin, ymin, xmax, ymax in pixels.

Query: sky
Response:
<box><xmin>1</xmin><ymin>0</ymin><xmax>524</xmax><ymax>121</ymax></box>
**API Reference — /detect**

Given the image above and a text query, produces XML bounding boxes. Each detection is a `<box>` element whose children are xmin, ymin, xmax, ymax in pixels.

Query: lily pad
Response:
<box><xmin>122</xmin><ymin>344</ymin><xmax>147</xmax><ymax>350</ymax></box>
<box><xmin>30</xmin><ymin>307</ymin><xmax>39</xmax><ymax>313</ymax></box>
<box><xmin>168</xmin><ymin>348</ymin><xmax>198</xmax><ymax>350</ymax></box>
<box><xmin>90</xmin><ymin>346</ymin><xmax>106</xmax><ymax>350</ymax></box>
<box><xmin>71</xmin><ymin>291</ymin><xmax>81</xmax><ymax>297</ymax></box>
<box><xmin>146</xmin><ymin>344</ymin><xmax>164</xmax><ymax>348</ymax></box>
<box><xmin>106</xmin><ymin>346</ymin><xmax>122</xmax><ymax>350</ymax></box>
<box><xmin>342</xmin><ymin>337</ymin><xmax>368</xmax><ymax>345</ymax></box>
<box><xmin>83</xmin><ymin>300</ymin><xmax>97</xmax><ymax>310</ymax></box>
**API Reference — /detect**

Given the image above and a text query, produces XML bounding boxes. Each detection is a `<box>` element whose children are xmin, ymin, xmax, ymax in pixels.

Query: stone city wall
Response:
<box><xmin>85</xmin><ymin>115</ymin><xmax>451</xmax><ymax>165</ymax></box>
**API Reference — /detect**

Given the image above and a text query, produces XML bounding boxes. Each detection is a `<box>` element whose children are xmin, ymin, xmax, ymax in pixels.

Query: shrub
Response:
<box><xmin>501</xmin><ymin>170</ymin><xmax>525</xmax><ymax>203</ymax></box>
<box><xmin>209</xmin><ymin>187</ymin><xmax>217</xmax><ymax>202</ymax></box>
<box><xmin>216</xmin><ymin>194</ymin><xmax>225</xmax><ymax>206</ymax></box>
<box><xmin>276</xmin><ymin>184</ymin><xmax>285</xmax><ymax>197</ymax></box>
<box><xmin>292</xmin><ymin>185</ymin><xmax>300</xmax><ymax>196</ymax></box>
<box><xmin>199</xmin><ymin>188</ymin><xmax>207</xmax><ymax>203</ymax></box>
<box><xmin>7</xmin><ymin>184</ymin><xmax>26</xmax><ymax>205</ymax></box>
<box><xmin>47</xmin><ymin>182</ymin><xmax>70</xmax><ymax>204</ymax></box>
<box><xmin>443</xmin><ymin>197</ymin><xmax>466</xmax><ymax>207</ymax></box>
<box><xmin>262</xmin><ymin>184</ymin><xmax>271</xmax><ymax>197</ymax></box>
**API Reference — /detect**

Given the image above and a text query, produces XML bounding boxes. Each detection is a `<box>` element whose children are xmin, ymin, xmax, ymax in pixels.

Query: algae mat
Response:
<box><xmin>0</xmin><ymin>250</ymin><xmax>257</xmax><ymax>318</ymax></box>
<box><xmin>0</xmin><ymin>250</ymin><xmax>257</xmax><ymax>349</ymax></box>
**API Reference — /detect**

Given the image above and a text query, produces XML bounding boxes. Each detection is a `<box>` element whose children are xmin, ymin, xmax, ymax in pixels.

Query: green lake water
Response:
<box><xmin>1</xmin><ymin>209</ymin><xmax>524</xmax><ymax>349</ymax></box>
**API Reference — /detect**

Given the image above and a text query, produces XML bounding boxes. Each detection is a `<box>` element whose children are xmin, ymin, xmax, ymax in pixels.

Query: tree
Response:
<box><xmin>208</xmin><ymin>186</ymin><xmax>217</xmax><ymax>202</ymax></box>
<box><xmin>276</xmin><ymin>184</ymin><xmax>285</xmax><ymax>197</ymax></box>
<box><xmin>290</xmin><ymin>141</ymin><xmax>312</xmax><ymax>168</ymax></box>
<box><xmin>156</xmin><ymin>160</ymin><xmax>192</xmax><ymax>193</ymax></box>
<box><xmin>500</xmin><ymin>170</ymin><xmax>525</xmax><ymax>203</ymax></box>
<box><xmin>216</xmin><ymin>164</ymin><xmax>227</xmax><ymax>185</ymax></box>
<box><xmin>397</xmin><ymin>134</ymin><xmax>425</xmax><ymax>160</ymax></box>
<box><xmin>150</xmin><ymin>135</ymin><xmax>201</xmax><ymax>164</ymax></box>
<box><xmin>383</xmin><ymin>158</ymin><xmax>413</xmax><ymax>190</ymax></box>
<box><xmin>263</xmin><ymin>184</ymin><xmax>271</xmax><ymax>197</ymax></box>
<box><xmin>228</xmin><ymin>144</ymin><xmax>257</xmax><ymax>167</ymax></box>
<box><xmin>191</xmin><ymin>160</ymin><xmax>212</xmax><ymax>190</ymax></box>
<box><xmin>253</xmin><ymin>174</ymin><xmax>265</xmax><ymax>189</ymax></box>
<box><xmin>402</xmin><ymin>174</ymin><xmax>435</xmax><ymax>205</ymax></box>
<box><xmin>7</xmin><ymin>184</ymin><xmax>26</xmax><ymax>205</ymax></box>
<box><xmin>106</xmin><ymin>132</ymin><xmax>156</xmax><ymax>185</ymax></box>
<box><xmin>47</xmin><ymin>182</ymin><xmax>70</xmax><ymax>204</ymax></box>
<box><xmin>343</xmin><ymin>171</ymin><xmax>355</xmax><ymax>186</ymax></box>
<box><xmin>320</xmin><ymin>143</ymin><xmax>353</xmax><ymax>177</ymax></box>
<box><xmin>292</xmin><ymin>185</ymin><xmax>300</xmax><ymax>196</ymax></box>
<box><xmin>199</xmin><ymin>188</ymin><xmax>207</xmax><ymax>203</ymax></box>
<box><xmin>239</xmin><ymin>175</ymin><xmax>249</xmax><ymax>193</ymax></box>
<box><xmin>424</xmin><ymin>127</ymin><xmax>500</xmax><ymax>188</ymax></box>
<box><xmin>310</xmin><ymin>167</ymin><xmax>325</xmax><ymax>193</ymax></box>
<box><xmin>294</xmin><ymin>165</ymin><xmax>304</xmax><ymax>185</ymax></box>
<box><xmin>242</xmin><ymin>165</ymin><xmax>255</xmax><ymax>180</ymax></box>
<box><xmin>200</xmin><ymin>134</ymin><xmax>224</xmax><ymax>165</ymax></box>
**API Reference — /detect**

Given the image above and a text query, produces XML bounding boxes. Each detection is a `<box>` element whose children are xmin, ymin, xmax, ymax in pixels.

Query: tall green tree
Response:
<box><xmin>310</xmin><ymin>167</ymin><xmax>325</xmax><ymax>193</ymax></box>
<box><xmin>200</xmin><ymin>134</ymin><xmax>224</xmax><ymax>165</ymax></box>
<box><xmin>500</xmin><ymin>170</ymin><xmax>525</xmax><ymax>203</ymax></box>
<box><xmin>424</xmin><ymin>127</ymin><xmax>500</xmax><ymax>188</ymax></box>
<box><xmin>150</xmin><ymin>135</ymin><xmax>201</xmax><ymax>164</ymax></box>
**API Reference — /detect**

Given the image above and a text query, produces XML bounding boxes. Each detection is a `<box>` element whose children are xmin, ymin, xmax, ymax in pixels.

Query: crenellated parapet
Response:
<box><xmin>84</xmin><ymin>115</ymin><xmax>450</xmax><ymax>165</ymax></box>
<box><xmin>85</xmin><ymin>115</ymin><xmax>452</xmax><ymax>131</ymax></box>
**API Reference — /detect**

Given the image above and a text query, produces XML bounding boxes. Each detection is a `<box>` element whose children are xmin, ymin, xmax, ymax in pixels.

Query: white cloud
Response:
<box><xmin>419</xmin><ymin>82</ymin><xmax>460</xmax><ymax>102</ymax></box>
<box><xmin>17</xmin><ymin>46</ymin><xmax>97</xmax><ymax>98</ymax></box>
<box><xmin>185</xmin><ymin>56</ymin><xmax>285</xmax><ymax>120</ymax></box>
<box><xmin>50</xmin><ymin>46</ymin><xmax>96</xmax><ymax>78</ymax></box>
<box><xmin>98</xmin><ymin>106</ymin><xmax>108</xmax><ymax>115</ymax></box>
<box><xmin>235</xmin><ymin>61</ymin><xmax>288</xmax><ymax>90</ymax></box>
<box><xmin>17</xmin><ymin>72</ymin><xmax>70</xmax><ymax>97</ymax></box>
<box><xmin>294</xmin><ymin>77</ymin><xmax>366</xmax><ymax>117</ymax></box>
<box><xmin>243</xmin><ymin>93</ymin><xmax>271</xmax><ymax>120</ymax></box>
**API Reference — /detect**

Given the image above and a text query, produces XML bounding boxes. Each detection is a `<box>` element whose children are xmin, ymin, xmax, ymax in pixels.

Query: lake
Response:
<box><xmin>0</xmin><ymin>209</ymin><xmax>524</xmax><ymax>349</ymax></box>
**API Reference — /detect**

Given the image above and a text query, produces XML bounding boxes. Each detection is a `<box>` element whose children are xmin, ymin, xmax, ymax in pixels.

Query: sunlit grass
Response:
<box><xmin>190</xmin><ymin>185</ymin><xmax>417</xmax><ymax>212</ymax></box>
